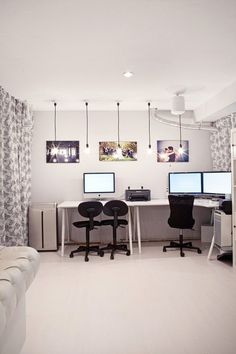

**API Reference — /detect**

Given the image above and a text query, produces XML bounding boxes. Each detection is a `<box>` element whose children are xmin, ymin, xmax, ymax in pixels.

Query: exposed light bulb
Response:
<box><xmin>85</xmin><ymin>144</ymin><xmax>90</xmax><ymax>154</ymax></box>
<box><xmin>178</xmin><ymin>145</ymin><xmax>183</xmax><ymax>154</ymax></box>
<box><xmin>147</xmin><ymin>145</ymin><xmax>152</xmax><ymax>154</ymax></box>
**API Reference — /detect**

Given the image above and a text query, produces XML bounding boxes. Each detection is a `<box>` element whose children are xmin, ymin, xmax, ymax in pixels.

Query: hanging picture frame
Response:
<box><xmin>99</xmin><ymin>141</ymin><xmax>137</xmax><ymax>161</ymax></box>
<box><xmin>46</xmin><ymin>140</ymin><xmax>80</xmax><ymax>163</ymax></box>
<box><xmin>157</xmin><ymin>140</ymin><xmax>189</xmax><ymax>162</ymax></box>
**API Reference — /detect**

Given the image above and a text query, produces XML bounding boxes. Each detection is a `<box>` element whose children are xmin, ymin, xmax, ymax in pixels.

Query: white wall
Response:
<box><xmin>31</xmin><ymin>110</ymin><xmax>212</xmax><ymax>203</ymax></box>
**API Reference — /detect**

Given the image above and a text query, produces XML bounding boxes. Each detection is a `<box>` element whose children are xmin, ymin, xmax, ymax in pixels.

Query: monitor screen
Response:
<box><xmin>169</xmin><ymin>172</ymin><xmax>202</xmax><ymax>194</ymax></box>
<box><xmin>202</xmin><ymin>171</ymin><xmax>231</xmax><ymax>195</ymax></box>
<box><xmin>83</xmin><ymin>172</ymin><xmax>115</xmax><ymax>194</ymax></box>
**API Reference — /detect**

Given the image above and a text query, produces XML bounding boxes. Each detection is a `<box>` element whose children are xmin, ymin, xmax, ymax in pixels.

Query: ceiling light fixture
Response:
<box><xmin>85</xmin><ymin>101</ymin><xmax>90</xmax><ymax>153</ymax></box>
<box><xmin>153</xmin><ymin>93</ymin><xmax>217</xmax><ymax>132</ymax></box>
<box><xmin>123</xmin><ymin>71</ymin><xmax>134</xmax><ymax>78</ymax></box>
<box><xmin>147</xmin><ymin>102</ymin><xmax>152</xmax><ymax>154</ymax></box>
<box><xmin>171</xmin><ymin>94</ymin><xmax>185</xmax><ymax>115</ymax></box>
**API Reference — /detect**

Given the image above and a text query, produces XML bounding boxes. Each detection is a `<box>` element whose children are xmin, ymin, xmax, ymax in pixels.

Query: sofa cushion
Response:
<box><xmin>0</xmin><ymin>246</ymin><xmax>39</xmax><ymax>289</ymax></box>
<box><xmin>0</xmin><ymin>246</ymin><xmax>39</xmax><ymax>346</ymax></box>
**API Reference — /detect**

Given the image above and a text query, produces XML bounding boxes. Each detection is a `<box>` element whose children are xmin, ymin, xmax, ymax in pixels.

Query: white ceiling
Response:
<box><xmin>1</xmin><ymin>0</ymin><xmax>236</xmax><ymax>117</ymax></box>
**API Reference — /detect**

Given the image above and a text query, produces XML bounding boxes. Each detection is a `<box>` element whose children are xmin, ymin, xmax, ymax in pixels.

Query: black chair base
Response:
<box><xmin>100</xmin><ymin>243</ymin><xmax>130</xmax><ymax>260</ymax></box>
<box><xmin>70</xmin><ymin>245</ymin><xmax>103</xmax><ymax>262</ymax></box>
<box><xmin>163</xmin><ymin>239</ymin><xmax>202</xmax><ymax>257</ymax></box>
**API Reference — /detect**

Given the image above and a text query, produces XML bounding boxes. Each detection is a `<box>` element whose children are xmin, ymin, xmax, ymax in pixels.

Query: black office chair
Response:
<box><xmin>163</xmin><ymin>195</ymin><xmax>202</xmax><ymax>257</ymax></box>
<box><xmin>100</xmin><ymin>200</ymin><xmax>130</xmax><ymax>259</ymax></box>
<box><xmin>69</xmin><ymin>201</ymin><xmax>104</xmax><ymax>262</ymax></box>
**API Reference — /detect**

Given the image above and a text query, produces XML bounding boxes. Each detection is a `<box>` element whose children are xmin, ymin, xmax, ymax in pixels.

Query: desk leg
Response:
<box><xmin>61</xmin><ymin>208</ymin><xmax>65</xmax><ymax>257</ymax></box>
<box><xmin>136</xmin><ymin>206</ymin><xmax>142</xmax><ymax>254</ymax></box>
<box><xmin>66</xmin><ymin>208</ymin><xmax>71</xmax><ymax>242</ymax></box>
<box><xmin>207</xmin><ymin>234</ymin><xmax>215</xmax><ymax>260</ymax></box>
<box><xmin>133</xmin><ymin>209</ymin><xmax>136</xmax><ymax>241</ymax></box>
<box><xmin>128</xmin><ymin>207</ymin><xmax>133</xmax><ymax>255</ymax></box>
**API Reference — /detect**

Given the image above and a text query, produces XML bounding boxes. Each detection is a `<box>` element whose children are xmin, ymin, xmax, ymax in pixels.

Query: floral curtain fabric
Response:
<box><xmin>0</xmin><ymin>86</ymin><xmax>33</xmax><ymax>246</ymax></box>
<box><xmin>210</xmin><ymin>114</ymin><xmax>236</xmax><ymax>171</ymax></box>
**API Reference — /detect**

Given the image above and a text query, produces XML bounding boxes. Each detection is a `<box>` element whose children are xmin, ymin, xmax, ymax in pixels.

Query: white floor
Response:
<box><xmin>21</xmin><ymin>242</ymin><xmax>236</xmax><ymax>354</ymax></box>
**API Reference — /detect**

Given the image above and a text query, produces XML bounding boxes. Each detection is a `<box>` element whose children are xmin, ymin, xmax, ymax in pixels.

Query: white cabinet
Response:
<box><xmin>29</xmin><ymin>203</ymin><xmax>58</xmax><ymax>251</ymax></box>
<box><xmin>231</xmin><ymin>128</ymin><xmax>236</xmax><ymax>266</ymax></box>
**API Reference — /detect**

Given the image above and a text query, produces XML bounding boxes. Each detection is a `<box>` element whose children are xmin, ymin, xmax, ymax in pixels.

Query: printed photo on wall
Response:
<box><xmin>46</xmin><ymin>141</ymin><xmax>80</xmax><ymax>163</ymax></box>
<box><xmin>157</xmin><ymin>140</ymin><xmax>189</xmax><ymax>162</ymax></box>
<box><xmin>99</xmin><ymin>141</ymin><xmax>137</xmax><ymax>161</ymax></box>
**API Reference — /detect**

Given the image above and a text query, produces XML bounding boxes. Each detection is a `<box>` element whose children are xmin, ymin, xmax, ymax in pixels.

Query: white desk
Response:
<box><xmin>57</xmin><ymin>198</ymin><xmax>219</xmax><ymax>257</ymax></box>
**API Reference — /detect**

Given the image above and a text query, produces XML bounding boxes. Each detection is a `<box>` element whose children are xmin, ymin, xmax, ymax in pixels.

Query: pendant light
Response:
<box><xmin>178</xmin><ymin>114</ymin><xmax>183</xmax><ymax>154</ymax></box>
<box><xmin>52</xmin><ymin>102</ymin><xmax>58</xmax><ymax>162</ymax></box>
<box><xmin>85</xmin><ymin>101</ymin><xmax>90</xmax><ymax>153</ymax></box>
<box><xmin>147</xmin><ymin>102</ymin><xmax>152</xmax><ymax>154</ymax></box>
<box><xmin>117</xmin><ymin>102</ymin><xmax>122</xmax><ymax>152</ymax></box>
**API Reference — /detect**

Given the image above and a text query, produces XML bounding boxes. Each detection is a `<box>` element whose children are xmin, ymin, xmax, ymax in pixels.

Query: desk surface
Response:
<box><xmin>57</xmin><ymin>198</ymin><xmax>219</xmax><ymax>209</ymax></box>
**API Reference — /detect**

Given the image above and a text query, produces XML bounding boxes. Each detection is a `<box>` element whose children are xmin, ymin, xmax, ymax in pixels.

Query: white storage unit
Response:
<box><xmin>29</xmin><ymin>203</ymin><xmax>58</xmax><ymax>251</ymax></box>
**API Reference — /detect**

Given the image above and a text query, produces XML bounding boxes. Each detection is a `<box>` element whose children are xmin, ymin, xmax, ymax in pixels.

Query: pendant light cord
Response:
<box><xmin>148</xmin><ymin>102</ymin><xmax>151</xmax><ymax>148</ymax></box>
<box><xmin>54</xmin><ymin>102</ymin><xmax>57</xmax><ymax>141</ymax></box>
<box><xmin>85</xmin><ymin>102</ymin><xmax>89</xmax><ymax>147</ymax></box>
<box><xmin>117</xmin><ymin>102</ymin><xmax>120</xmax><ymax>147</ymax></box>
<box><xmin>179</xmin><ymin>114</ymin><xmax>182</xmax><ymax>147</ymax></box>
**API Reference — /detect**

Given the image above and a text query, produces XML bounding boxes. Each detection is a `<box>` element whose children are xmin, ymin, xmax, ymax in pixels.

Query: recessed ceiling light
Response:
<box><xmin>123</xmin><ymin>71</ymin><xmax>134</xmax><ymax>78</ymax></box>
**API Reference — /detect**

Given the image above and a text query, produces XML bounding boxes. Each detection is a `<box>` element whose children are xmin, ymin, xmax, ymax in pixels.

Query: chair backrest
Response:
<box><xmin>168</xmin><ymin>195</ymin><xmax>195</xmax><ymax>229</ymax></box>
<box><xmin>78</xmin><ymin>201</ymin><xmax>103</xmax><ymax>229</ymax></box>
<box><xmin>103</xmin><ymin>200</ymin><xmax>128</xmax><ymax>228</ymax></box>
<box><xmin>103</xmin><ymin>200</ymin><xmax>128</xmax><ymax>217</ymax></box>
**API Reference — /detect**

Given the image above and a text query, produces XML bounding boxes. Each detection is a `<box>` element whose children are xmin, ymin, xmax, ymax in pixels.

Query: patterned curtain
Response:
<box><xmin>210</xmin><ymin>113</ymin><xmax>236</xmax><ymax>171</ymax></box>
<box><xmin>0</xmin><ymin>86</ymin><xmax>33</xmax><ymax>246</ymax></box>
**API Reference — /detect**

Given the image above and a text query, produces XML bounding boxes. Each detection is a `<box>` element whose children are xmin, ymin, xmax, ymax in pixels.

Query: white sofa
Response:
<box><xmin>0</xmin><ymin>246</ymin><xmax>40</xmax><ymax>354</ymax></box>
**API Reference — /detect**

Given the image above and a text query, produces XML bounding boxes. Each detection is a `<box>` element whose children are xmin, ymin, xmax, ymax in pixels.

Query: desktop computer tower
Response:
<box><xmin>214</xmin><ymin>210</ymin><xmax>232</xmax><ymax>250</ymax></box>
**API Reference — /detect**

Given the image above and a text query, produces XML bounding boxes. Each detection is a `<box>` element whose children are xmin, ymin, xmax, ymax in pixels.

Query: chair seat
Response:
<box><xmin>100</xmin><ymin>219</ymin><xmax>128</xmax><ymax>226</ymax></box>
<box><xmin>73</xmin><ymin>220</ymin><xmax>101</xmax><ymax>228</ymax></box>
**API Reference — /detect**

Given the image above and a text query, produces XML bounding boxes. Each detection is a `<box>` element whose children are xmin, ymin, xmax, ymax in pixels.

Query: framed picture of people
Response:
<box><xmin>99</xmin><ymin>141</ymin><xmax>137</xmax><ymax>161</ymax></box>
<box><xmin>157</xmin><ymin>140</ymin><xmax>189</xmax><ymax>162</ymax></box>
<box><xmin>46</xmin><ymin>141</ymin><xmax>80</xmax><ymax>163</ymax></box>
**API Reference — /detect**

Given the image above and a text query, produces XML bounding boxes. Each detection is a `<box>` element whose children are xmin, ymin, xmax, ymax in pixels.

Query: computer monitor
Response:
<box><xmin>202</xmin><ymin>171</ymin><xmax>231</xmax><ymax>196</ymax></box>
<box><xmin>83</xmin><ymin>172</ymin><xmax>115</xmax><ymax>199</ymax></box>
<box><xmin>168</xmin><ymin>172</ymin><xmax>202</xmax><ymax>194</ymax></box>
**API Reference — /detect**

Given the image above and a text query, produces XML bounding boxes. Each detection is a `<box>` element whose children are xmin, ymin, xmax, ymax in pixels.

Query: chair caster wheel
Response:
<box><xmin>110</xmin><ymin>254</ymin><xmax>114</xmax><ymax>260</ymax></box>
<box><xmin>181</xmin><ymin>252</ymin><xmax>185</xmax><ymax>257</ymax></box>
<box><xmin>69</xmin><ymin>253</ymin><xmax>74</xmax><ymax>258</ymax></box>
<box><xmin>163</xmin><ymin>247</ymin><xmax>166</xmax><ymax>252</ymax></box>
<box><xmin>85</xmin><ymin>256</ymin><xmax>89</xmax><ymax>262</ymax></box>
<box><xmin>99</xmin><ymin>250</ymin><xmax>104</xmax><ymax>257</ymax></box>
<box><xmin>197</xmin><ymin>249</ymin><xmax>202</xmax><ymax>254</ymax></box>
<box><xmin>126</xmin><ymin>250</ymin><xmax>130</xmax><ymax>256</ymax></box>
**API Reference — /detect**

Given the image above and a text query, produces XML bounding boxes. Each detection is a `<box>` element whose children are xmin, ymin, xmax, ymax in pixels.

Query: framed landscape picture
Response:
<box><xmin>99</xmin><ymin>141</ymin><xmax>137</xmax><ymax>161</ymax></box>
<box><xmin>46</xmin><ymin>141</ymin><xmax>80</xmax><ymax>163</ymax></box>
<box><xmin>157</xmin><ymin>140</ymin><xmax>189</xmax><ymax>162</ymax></box>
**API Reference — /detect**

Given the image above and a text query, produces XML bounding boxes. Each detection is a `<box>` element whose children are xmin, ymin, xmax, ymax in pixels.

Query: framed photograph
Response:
<box><xmin>46</xmin><ymin>141</ymin><xmax>80</xmax><ymax>163</ymax></box>
<box><xmin>157</xmin><ymin>140</ymin><xmax>189</xmax><ymax>162</ymax></box>
<box><xmin>99</xmin><ymin>141</ymin><xmax>137</xmax><ymax>161</ymax></box>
